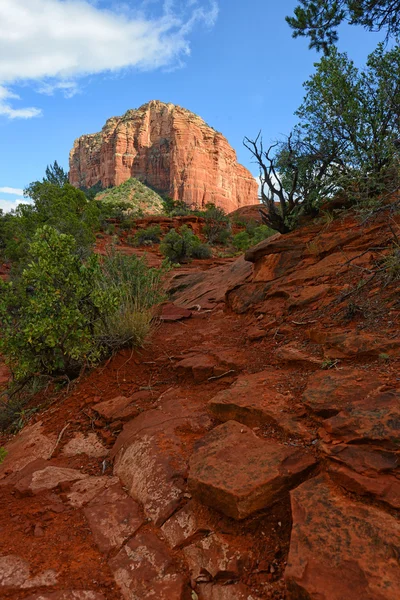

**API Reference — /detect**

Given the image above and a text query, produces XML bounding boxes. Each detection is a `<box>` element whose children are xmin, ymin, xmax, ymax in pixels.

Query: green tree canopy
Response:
<box><xmin>287</xmin><ymin>0</ymin><xmax>400</xmax><ymax>53</ymax></box>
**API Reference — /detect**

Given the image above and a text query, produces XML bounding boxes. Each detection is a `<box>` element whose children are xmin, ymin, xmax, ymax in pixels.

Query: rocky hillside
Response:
<box><xmin>69</xmin><ymin>100</ymin><xmax>258</xmax><ymax>213</ymax></box>
<box><xmin>0</xmin><ymin>204</ymin><xmax>399</xmax><ymax>599</ymax></box>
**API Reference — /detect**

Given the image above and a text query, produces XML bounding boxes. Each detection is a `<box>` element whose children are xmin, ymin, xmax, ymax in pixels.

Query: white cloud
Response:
<box><xmin>0</xmin><ymin>0</ymin><xmax>218</xmax><ymax>119</ymax></box>
<box><xmin>0</xmin><ymin>187</ymin><xmax>25</xmax><ymax>196</ymax></box>
<box><xmin>0</xmin><ymin>198</ymin><xmax>29</xmax><ymax>213</ymax></box>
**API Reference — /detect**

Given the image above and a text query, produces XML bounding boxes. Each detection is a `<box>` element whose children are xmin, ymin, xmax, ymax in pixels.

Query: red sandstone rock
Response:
<box><xmin>0</xmin><ymin>555</ymin><xmax>58</xmax><ymax>589</ymax></box>
<box><xmin>84</xmin><ymin>484</ymin><xmax>144</xmax><ymax>553</ymax></box>
<box><xmin>15</xmin><ymin>464</ymin><xmax>87</xmax><ymax>496</ymax></box>
<box><xmin>275</xmin><ymin>344</ymin><xmax>323</xmax><ymax>366</ymax></box>
<box><xmin>285</xmin><ymin>475</ymin><xmax>400</xmax><ymax>600</ymax></box>
<box><xmin>0</xmin><ymin>422</ymin><xmax>56</xmax><ymax>478</ymax></box>
<box><xmin>61</xmin><ymin>432</ymin><xmax>108</xmax><ymax>458</ymax></box>
<box><xmin>169</xmin><ymin>255</ymin><xmax>253</xmax><ymax>310</ymax></box>
<box><xmin>69</xmin><ymin>101</ymin><xmax>258</xmax><ymax>213</ymax></box>
<box><xmin>160</xmin><ymin>303</ymin><xmax>192</xmax><ymax>321</ymax></box>
<box><xmin>183</xmin><ymin>533</ymin><xmax>253</xmax><ymax>584</ymax></box>
<box><xmin>208</xmin><ymin>370</ymin><xmax>311</xmax><ymax>438</ymax></box>
<box><xmin>109</xmin><ymin>532</ymin><xmax>190</xmax><ymax>600</ymax></box>
<box><xmin>25</xmin><ymin>593</ymin><xmax>106</xmax><ymax>600</ymax></box>
<box><xmin>112</xmin><ymin>396</ymin><xmax>212</xmax><ymax>526</ymax></box>
<box><xmin>198</xmin><ymin>582</ymin><xmax>261</xmax><ymax>600</ymax></box>
<box><xmin>188</xmin><ymin>421</ymin><xmax>317</xmax><ymax>519</ymax></box>
<box><xmin>66</xmin><ymin>476</ymin><xmax>120</xmax><ymax>508</ymax></box>
<box><xmin>161</xmin><ymin>500</ymin><xmax>217</xmax><ymax>550</ymax></box>
<box><xmin>322</xmin><ymin>388</ymin><xmax>400</xmax><ymax>448</ymax></box>
<box><xmin>302</xmin><ymin>368</ymin><xmax>384</xmax><ymax>418</ymax></box>
<box><xmin>92</xmin><ymin>396</ymin><xmax>132</xmax><ymax>420</ymax></box>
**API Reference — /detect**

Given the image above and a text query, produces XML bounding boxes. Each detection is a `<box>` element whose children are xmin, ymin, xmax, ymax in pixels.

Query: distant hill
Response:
<box><xmin>95</xmin><ymin>178</ymin><xmax>164</xmax><ymax>215</ymax></box>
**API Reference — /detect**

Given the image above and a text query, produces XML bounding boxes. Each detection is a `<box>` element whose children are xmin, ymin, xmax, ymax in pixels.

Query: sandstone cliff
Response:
<box><xmin>69</xmin><ymin>100</ymin><xmax>258</xmax><ymax>213</ymax></box>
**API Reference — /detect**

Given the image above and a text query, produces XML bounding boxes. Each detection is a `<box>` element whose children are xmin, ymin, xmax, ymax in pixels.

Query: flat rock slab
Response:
<box><xmin>109</xmin><ymin>531</ymin><xmax>190</xmax><ymax>600</ymax></box>
<box><xmin>208</xmin><ymin>370</ymin><xmax>311</xmax><ymax>438</ymax></box>
<box><xmin>66</xmin><ymin>476</ymin><xmax>120</xmax><ymax>508</ymax></box>
<box><xmin>92</xmin><ymin>396</ymin><xmax>132</xmax><ymax>420</ymax></box>
<box><xmin>188</xmin><ymin>421</ymin><xmax>317</xmax><ymax>520</ymax></box>
<box><xmin>309</xmin><ymin>329</ymin><xmax>400</xmax><ymax>359</ymax></box>
<box><xmin>0</xmin><ymin>421</ymin><xmax>56</xmax><ymax>478</ymax></box>
<box><xmin>275</xmin><ymin>344</ymin><xmax>323</xmax><ymax>366</ymax></box>
<box><xmin>15</xmin><ymin>465</ymin><xmax>87</xmax><ymax>495</ymax></box>
<box><xmin>61</xmin><ymin>432</ymin><xmax>108</xmax><ymax>458</ymax></box>
<box><xmin>84</xmin><ymin>484</ymin><xmax>144</xmax><ymax>553</ymax></box>
<box><xmin>0</xmin><ymin>555</ymin><xmax>58</xmax><ymax>589</ymax></box>
<box><xmin>302</xmin><ymin>368</ymin><xmax>384</xmax><ymax>418</ymax></box>
<box><xmin>198</xmin><ymin>582</ymin><xmax>261</xmax><ymax>600</ymax></box>
<box><xmin>25</xmin><ymin>592</ymin><xmax>106</xmax><ymax>600</ymax></box>
<box><xmin>183</xmin><ymin>533</ymin><xmax>253</xmax><ymax>584</ymax></box>
<box><xmin>160</xmin><ymin>303</ymin><xmax>192</xmax><ymax>321</ymax></box>
<box><xmin>322</xmin><ymin>389</ymin><xmax>400</xmax><ymax>448</ymax></box>
<box><xmin>113</xmin><ymin>396</ymin><xmax>211</xmax><ymax>526</ymax></box>
<box><xmin>161</xmin><ymin>500</ymin><xmax>216</xmax><ymax>549</ymax></box>
<box><xmin>328</xmin><ymin>461</ymin><xmax>400</xmax><ymax>510</ymax></box>
<box><xmin>285</xmin><ymin>475</ymin><xmax>400</xmax><ymax>600</ymax></box>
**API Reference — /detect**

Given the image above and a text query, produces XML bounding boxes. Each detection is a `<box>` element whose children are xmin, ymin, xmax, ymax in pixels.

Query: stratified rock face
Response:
<box><xmin>69</xmin><ymin>100</ymin><xmax>258</xmax><ymax>213</ymax></box>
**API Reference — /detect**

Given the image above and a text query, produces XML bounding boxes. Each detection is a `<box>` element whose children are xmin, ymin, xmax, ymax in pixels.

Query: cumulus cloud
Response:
<box><xmin>0</xmin><ymin>198</ymin><xmax>27</xmax><ymax>213</ymax></box>
<box><xmin>0</xmin><ymin>0</ymin><xmax>218</xmax><ymax>118</ymax></box>
<box><xmin>0</xmin><ymin>187</ymin><xmax>25</xmax><ymax>196</ymax></box>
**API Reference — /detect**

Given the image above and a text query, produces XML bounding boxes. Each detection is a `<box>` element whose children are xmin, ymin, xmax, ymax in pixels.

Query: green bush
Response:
<box><xmin>0</xmin><ymin>226</ymin><xmax>113</xmax><ymax>381</ymax></box>
<box><xmin>232</xmin><ymin>231</ymin><xmax>251</xmax><ymax>251</ymax></box>
<box><xmin>0</xmin><ymin>226</ymin><xmax>169</xmax><ymax>383</ymax></box>
<box><xmin>202</xmin><ymin>203</ymin><xmax>231</xmax><ymax>245</ymax></box>
<box><xmin>95</xmin><ymin>247</ymin><xmax>169</xmax><ymax>350</ymax></box>
<box><xmin>232</xmin><ymin>225</ymin><xmax>274</xmax><ymax>251</ymax></box>
<box><xmin>2</xmin><ymin>182</ymin><xmax>100</xmax><ymax>264</ymax></box>
<box><xmin>133</xmin><ymin>225</ymin><xmax>162</xmax><ymax>246</ymax></box>
<box><xmin>160</xmin><ymin>226</ymin><xmax>211</xmax><ymax>262</ymax></box>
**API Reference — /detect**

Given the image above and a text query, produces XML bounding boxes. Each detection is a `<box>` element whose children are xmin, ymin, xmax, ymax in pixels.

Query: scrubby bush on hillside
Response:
<box><xmin>202</xmin><ymin>203</ymin><xmax>231</xmax><ymax>245</ymax></box>
<box><xmin>95</xmin><ymin>247</ymin><xmax>169</xmax><ymax>350</ymax></box>
<box><xmin>0</xmin><ymin>226</ymin><xmax>111</xmax><ymax>381</ymax></box>
<box><xmin>132</xmin><ymin>225</ymin><xmax>162</xmax><ymax>246</ymax></box>
<box><xmin>162</xmin><ymin>197</ymin><xmax>190</xmax><ymax>216</ymax></box>
<box><xmin>160</xmin><ymin>226</ymin><xmax>211</xmax><ymax>262</ymax></box>
<box><xmin>232</xmin><ymin>224</ymin><xmax>275</xmax><ymax>251</ymax></box>
<box><xmin>1</xmin><ymin>182</ymin><xmax>100</xmax><ymax>264</ymax></box>
<box><xmin>0</xmin><ymin>226</ymin><xmax>169</xmax><ymax>383</ymax></box>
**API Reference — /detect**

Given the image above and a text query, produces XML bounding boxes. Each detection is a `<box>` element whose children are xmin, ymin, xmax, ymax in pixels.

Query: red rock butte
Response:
<box><xmin>69</xmin><ymin>100</ymin><xmax>258</xmax><ymax>213</ymax></box>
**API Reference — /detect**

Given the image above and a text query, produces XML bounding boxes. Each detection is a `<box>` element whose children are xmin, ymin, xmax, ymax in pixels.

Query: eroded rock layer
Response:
<box><xmin>69</xmin><ymin>100</ymin><xmax>258</xmax><ymax>212</ymax></box>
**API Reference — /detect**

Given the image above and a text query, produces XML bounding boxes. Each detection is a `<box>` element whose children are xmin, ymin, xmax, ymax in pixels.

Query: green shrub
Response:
<box><xmin>232</xmin><ymin>225</ymin><xmax>274</xmax><ymax>252</ymax></box>
<box><xmin>160</xmin><ymin>226</ymin><xmax>211</xmax><ymax>262</ymax></box>
<box><xmin>251</xmin><ymin>224</ymin><xmax>275</xmax><ymax>245</ymax></box>
<box><xmin>232</xmin><ymin>231</ymin><xmax>251</xmax><ymax>251</ymax></box>
<box><xmin>162</xmin><ymin>197</ymin><xmax>190</xmax><ymax>216</ymax></box>
<box><xmin>133</xmin><ymin>225</ymin><xmax>162</xmax><ymax>246</ymax></box>
<box><xmin>202</xmin><ymin>203</ymin><xmax>231</xmax><ymax>245</ymax></box>
<box><xmin>0</xmin><ymin>227</ymin><xmax>169</xmax><ymax>383</ymax></box>
<box><xmin>0</xmin><ymin>226</ymin><xmax>114</xmax><ymax>381</ymax></box>
<box><xmin>2</xmin><ymin>182</ymin><xmax>100</xmax><ymax>264</ymax></box>
<box><xmin>0</xmin><ymin>446</ymin><xmax>7</xmax><ymax>464</ymax></box>
<box><xmin>95</xmin><ymin>248</ymin><xmax>169</xmax><ymax>350</ymax></box>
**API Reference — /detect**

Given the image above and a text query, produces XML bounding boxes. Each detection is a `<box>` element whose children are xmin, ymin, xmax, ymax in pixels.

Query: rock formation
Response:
<box><xmin>69</xmin><ymin>100</ymin><xmax>258</xmax><ymax>213</ymax></box>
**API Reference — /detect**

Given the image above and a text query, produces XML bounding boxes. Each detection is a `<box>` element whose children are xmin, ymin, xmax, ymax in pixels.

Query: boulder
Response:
<box><xmin>109</xmin><ymin>532</ymin><xmax>190</xmax><ymax>600</ymax></box>
<box><xmin>285</xmin><ymin>475</ymin><xmax>400</xmax><ymax>600</ymax></box>
<box><xmin>188</xmin><ymin>421</ymin><xmax>317</xmax><ymax>520</ymax></box>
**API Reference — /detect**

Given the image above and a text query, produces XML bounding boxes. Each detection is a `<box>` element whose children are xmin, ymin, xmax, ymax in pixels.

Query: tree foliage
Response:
<box><xmin>245</xmin><ymin>43</ymin><xmax>400</xmax><ymax>232</ymax></box>
<box><xmin>297</xmin><ymin>44</ymin><xmax>400</xmax><ymax>198</ymax></box>
<box><xmin>44</xmin><ymin>160</ymin><xmax>69</xmax><ymax>187</ymax></box>
<box><xmin>1</xmin><ymin>182</ymin><xmax>100</xmax><ymax>263</ymax></box>
<box><xmin>0</xmin><ymin>226</ymin><xmax>114</xmax><ymax>381</ymax></box>
<box><xmin>287</xmin><ymin>0</ymin><xmax>400</xmax><ymax>53</ymax></box>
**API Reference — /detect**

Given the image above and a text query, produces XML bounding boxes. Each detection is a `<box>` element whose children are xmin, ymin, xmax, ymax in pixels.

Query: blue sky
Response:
<box><xmin>0</xmin><ymin>0</ymin><xmax>385</xmax><ymax>211</ymax></box>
